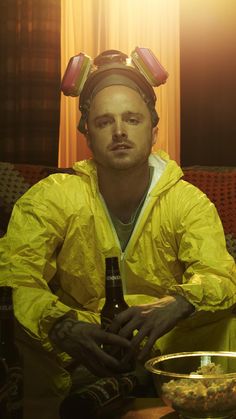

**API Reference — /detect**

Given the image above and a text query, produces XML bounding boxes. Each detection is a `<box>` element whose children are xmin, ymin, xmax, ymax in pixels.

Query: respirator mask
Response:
<box><xmin>61</xmin><ymin>47</ymin><xmax>168</xmax><ymax>134</ymax></box>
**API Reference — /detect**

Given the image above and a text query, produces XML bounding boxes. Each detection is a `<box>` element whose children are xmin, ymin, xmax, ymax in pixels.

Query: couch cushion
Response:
<box><xmin>183</xmin><ymin>166</ymin><xmax>236</xmax><ymax>235</ymax></box>
<box><xmin>183</xmin><ymin>166</ymin><xmax>236</xmax><ymax>260</ymax></box>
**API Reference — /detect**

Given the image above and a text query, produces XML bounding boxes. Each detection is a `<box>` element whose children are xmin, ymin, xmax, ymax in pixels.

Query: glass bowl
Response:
<box><xmin>145</xmin><ymin>351</ymin><xmax>236</xmax><ymax>419</ymax></box>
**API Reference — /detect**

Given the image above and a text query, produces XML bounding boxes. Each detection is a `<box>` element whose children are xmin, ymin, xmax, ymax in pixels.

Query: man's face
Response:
<box><xmin>86</xmin><ymin>85</ymin><xmax>156</xmax><ymax>171</ymax></box>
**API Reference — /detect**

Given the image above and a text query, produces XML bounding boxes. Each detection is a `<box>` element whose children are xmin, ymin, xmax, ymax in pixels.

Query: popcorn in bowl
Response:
<box><xmin>145</xmin><ymin>351</ymin><xmax>236</xmax><ymax>419</ymax></box>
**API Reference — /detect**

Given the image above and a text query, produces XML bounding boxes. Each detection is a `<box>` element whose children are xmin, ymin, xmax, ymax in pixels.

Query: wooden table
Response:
<box><xmin>120</xmin><ymin>398</ymin><xmax>178</xmax><ymax>418</ymax></box>
<box><xmin>24</xmin><ymin>397</ymin><xmax>178</xmax><ymax>419</ymax></box>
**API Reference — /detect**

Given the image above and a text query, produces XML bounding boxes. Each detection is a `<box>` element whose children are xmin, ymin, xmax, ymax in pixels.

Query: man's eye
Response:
<box><xmin>97</xmin><ymin>118</ymin><xmax>112</xmax><ymax>128</ymax></box>
<box><xmin>126</xmin><ymin>117</ymin><xmax>140</xmax><ymax>125</ymax></box>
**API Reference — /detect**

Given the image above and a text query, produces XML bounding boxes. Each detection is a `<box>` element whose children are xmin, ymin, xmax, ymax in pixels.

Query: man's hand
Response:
<box><xmin>49</xmin><ymin>317</ymin><xmax>132</xmax><ymax>376</ymax></box>
<box><xmin>108</xmin><ymin>295</ymin><xmax>195</xmax><ymax>362</ymax></box>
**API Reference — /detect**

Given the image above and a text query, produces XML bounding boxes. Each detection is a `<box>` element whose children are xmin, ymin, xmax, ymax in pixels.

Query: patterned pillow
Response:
<box><xmin>183</xmin><ymin>166</ymin><xmax>236</xmax><ymax>260</ymax></box>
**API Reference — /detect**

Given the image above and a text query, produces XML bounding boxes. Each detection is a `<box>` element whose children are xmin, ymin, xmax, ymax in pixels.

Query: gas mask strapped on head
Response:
<box><xmin>61</xmin><ymin>47</ymin><xmax>168</xmax><ymax>133</ymax></box>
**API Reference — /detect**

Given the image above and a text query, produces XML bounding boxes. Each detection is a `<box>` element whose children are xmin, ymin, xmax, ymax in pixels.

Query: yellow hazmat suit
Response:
<box><xmin>0</xmin><ymin>150</ymin><xmax>236</xmax><ymax>398</ymax></box>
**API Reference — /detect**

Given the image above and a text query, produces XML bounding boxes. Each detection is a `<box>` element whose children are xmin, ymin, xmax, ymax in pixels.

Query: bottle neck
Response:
<box><xmin>0</xmin><ymin>319</ymin><xmax>14</xmax><ymax>346</ymax></box>
<box><xmin>0</xmin><ymin>287</ymin><xmax>14</xmax><ymax>344</ymax></box>
<box><xmin>105</xmin><ymin>279</ymin><xmax>126</xmax><ymax>302</ymax></box>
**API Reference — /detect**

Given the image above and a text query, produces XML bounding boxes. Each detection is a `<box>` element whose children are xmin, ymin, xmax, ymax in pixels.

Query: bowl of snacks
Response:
<box><xmin>145</xmin><ymin>351</ymin><xmax>236</xmax><ymax>419</ymax></box>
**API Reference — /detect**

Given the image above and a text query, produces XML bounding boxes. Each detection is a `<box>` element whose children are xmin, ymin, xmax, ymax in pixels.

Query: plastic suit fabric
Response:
<box><xmin>0</xmin><ymin>150</ymin><xmax>236</xmax><ymax>396</ymax></box>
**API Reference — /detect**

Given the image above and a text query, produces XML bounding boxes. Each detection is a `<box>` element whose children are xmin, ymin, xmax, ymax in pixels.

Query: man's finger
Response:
<box><xmin>99</xmin><ymin>330</ymin><xmax>132</xmax><ymax>348</ymax></box>
<box><xmin>108</xmin><ymin>309</ymin><xmax>134</xmax><ymax>333</ymax></box>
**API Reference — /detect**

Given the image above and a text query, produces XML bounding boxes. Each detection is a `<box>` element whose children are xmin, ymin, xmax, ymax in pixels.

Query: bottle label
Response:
<box><xmin>0</xmin><ymin>304</ymin><xmax>13</xmax><ymax>310</ymax></box>
<box><xmin>106</xmin><ymin>275</ymin><xmax>121</xmax><ymax>281</ymax></box>
<box><xmin>0</xmin><ymin>304</ymin><xmax>13</xmax><ymax>320</ymax></box>
<box><xmin>80</xmin><ymin>377</ymin><xmax>120</xmax><ymax>407</ymax></box>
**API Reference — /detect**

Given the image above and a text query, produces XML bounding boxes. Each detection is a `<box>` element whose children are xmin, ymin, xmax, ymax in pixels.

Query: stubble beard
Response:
<box><xmin>95</xmin><ymin>148</ymin><xmax>152</xmax><ymax>175</ymax></box>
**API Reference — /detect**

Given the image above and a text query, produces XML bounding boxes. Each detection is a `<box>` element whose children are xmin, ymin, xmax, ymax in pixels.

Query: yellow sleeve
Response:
<box><xmin>0</xmin><ymin>175</ymin><xmax>100</xmax><ymax>364</ymax></box>
<box><xmin>172</xmin><ymin>181</ymin><xmax>236</xmax><ymax>311</ymax></box>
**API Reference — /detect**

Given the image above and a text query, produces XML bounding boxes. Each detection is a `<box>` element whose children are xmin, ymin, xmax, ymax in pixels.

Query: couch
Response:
<box><xmin>0</xmin><ymin>161</ymin><xmax>235</xmax><ymax>260</ymax></box>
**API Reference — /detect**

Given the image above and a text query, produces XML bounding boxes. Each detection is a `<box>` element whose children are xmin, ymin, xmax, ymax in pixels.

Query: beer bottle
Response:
<box><xmin>0</xmin><ymin>286</ymin><xmax>23</xmax><ymax>419</ymax></box>
<box><xmin>101</xmin><ymin>257</ymin><xmax>129</xmax><ymax>327</ymax></box>
<box><xmin>101</xmin><ymin>257</ymin><xmax>134</xmax><ymax>369</ymax></box>
<box><xmin>59</xmin><ymin>373</ymin><xmax>137</xmax><ymax>419</ymax></box>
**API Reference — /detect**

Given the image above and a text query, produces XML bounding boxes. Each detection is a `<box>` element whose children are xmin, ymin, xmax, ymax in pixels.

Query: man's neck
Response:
<box><xmin>97</xmin><ymin>163</ymin><xmax>151</xmax><ymax>223</ymax></box>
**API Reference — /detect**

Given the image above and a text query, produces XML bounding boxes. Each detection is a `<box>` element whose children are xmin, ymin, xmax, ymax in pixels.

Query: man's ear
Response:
<box><xmin>152</xmin><ymin>126</ymin><xmax>158</xmax><ymax>146</ymax></box>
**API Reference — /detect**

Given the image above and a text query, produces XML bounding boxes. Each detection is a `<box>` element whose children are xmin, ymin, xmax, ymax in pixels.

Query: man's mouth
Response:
<box><xmin>110</xmin><ymin>143</ymin><xmax>132</xmax><ymax>151</ymax></box>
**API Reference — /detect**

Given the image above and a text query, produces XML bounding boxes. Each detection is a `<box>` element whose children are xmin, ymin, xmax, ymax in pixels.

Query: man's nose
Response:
<box><xmin>112</xmin><ymin>119</ymin><xmax>128</xmax><ymax>141</ymax></box>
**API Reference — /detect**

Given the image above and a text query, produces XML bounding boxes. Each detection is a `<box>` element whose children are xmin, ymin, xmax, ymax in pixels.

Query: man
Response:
<box><xmin>0</xmin><ymin>49</ymin><xmax>236</xmax><ymax>407</ymax></box>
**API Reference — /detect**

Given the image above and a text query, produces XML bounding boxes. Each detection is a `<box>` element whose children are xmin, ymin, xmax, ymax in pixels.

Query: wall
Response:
<box><xmin>180</xmin><ymin>0</ymin><xmax>236</xmax><ymax>166</ymax></box>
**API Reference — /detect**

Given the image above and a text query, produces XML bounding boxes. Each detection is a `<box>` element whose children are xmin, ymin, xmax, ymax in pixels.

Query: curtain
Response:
<box><xmin>0</xmin><ymin>0</ymin><xmax>61</xmax><ymax>165</ymax></box>
<box><xmin>59</xmin><ymin>0</ymin><xmax>180</xmax><ymax>167</ymax></box>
